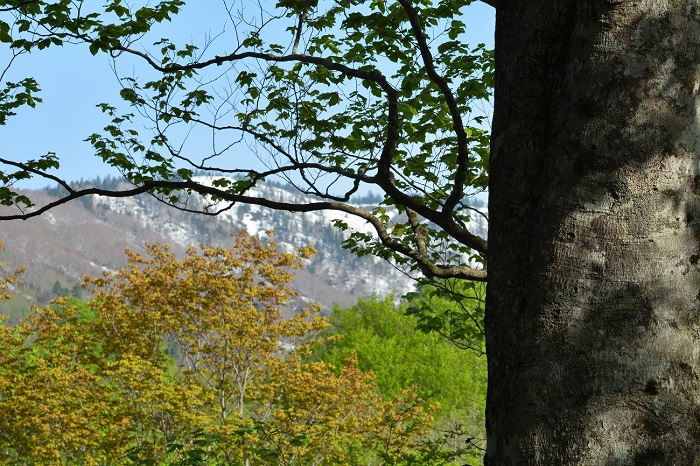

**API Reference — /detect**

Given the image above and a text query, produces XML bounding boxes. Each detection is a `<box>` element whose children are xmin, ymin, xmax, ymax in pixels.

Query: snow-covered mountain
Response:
<box><xmin>0</xmin><ymin>177</ymin><xmax>487</xmax><ymax>322</ymax></box>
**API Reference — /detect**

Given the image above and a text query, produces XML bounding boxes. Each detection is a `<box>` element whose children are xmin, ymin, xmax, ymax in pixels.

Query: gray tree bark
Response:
<box><xmin>487</xmin><ymin>1</ymin><xmax>700</xmax><ymax>464</ymax></box>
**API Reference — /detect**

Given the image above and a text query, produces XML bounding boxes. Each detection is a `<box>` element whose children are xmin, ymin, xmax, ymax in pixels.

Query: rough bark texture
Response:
<box><xmin>487</xmin><ymin>1</ymin><xmax>700</xmax><ymax>464</ymax></box>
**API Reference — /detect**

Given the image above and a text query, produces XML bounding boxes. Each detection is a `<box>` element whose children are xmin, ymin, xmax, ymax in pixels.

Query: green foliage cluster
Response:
<box><xmin>314</xmin><ymin>295</ymin><xmax>487</xmax><ymax>464</ymax></box>
<box><xmin>406</xmin><ymin>279</ymin><xmax>485</xmax><ymax>352</ymax></box>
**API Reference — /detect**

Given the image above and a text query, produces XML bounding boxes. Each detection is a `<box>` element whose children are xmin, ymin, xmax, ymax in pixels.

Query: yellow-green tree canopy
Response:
<box><xmin>0</xmin><ymin>233</ymin><xmax>439</xmax><ymax>465</ymax></box>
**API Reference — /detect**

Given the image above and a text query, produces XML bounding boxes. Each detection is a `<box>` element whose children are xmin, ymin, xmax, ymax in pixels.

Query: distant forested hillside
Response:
<box><xmin>0</xmin><ymin>176</ymin><xmax>444</xmax><ymax>322</ymax></box>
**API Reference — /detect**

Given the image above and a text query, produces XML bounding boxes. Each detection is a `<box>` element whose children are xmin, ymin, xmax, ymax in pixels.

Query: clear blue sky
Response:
<box><xmin>1</xmin><ymin>2</ymin><xmax>495</xmax><ymax>190</ymax></box>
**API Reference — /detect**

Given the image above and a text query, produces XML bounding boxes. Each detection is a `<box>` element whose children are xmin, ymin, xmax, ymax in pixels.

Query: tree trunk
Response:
<box><xmin>487</xmin><ymin>1</ymin><xmax>700</xmax><ymax>464</ymax></box>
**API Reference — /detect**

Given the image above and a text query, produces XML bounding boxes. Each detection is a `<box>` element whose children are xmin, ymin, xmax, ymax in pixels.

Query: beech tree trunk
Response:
<box><xmin>487</xmin><ymin>1</ymin><xmax>700</xmax><ymax>464</ymax></box>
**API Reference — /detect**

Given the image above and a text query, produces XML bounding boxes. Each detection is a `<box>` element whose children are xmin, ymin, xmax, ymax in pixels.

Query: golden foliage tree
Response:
<box><xmin>0</xmin><ymin>233</ymin><xmax>437</xmax><ymax>465</ymax></box>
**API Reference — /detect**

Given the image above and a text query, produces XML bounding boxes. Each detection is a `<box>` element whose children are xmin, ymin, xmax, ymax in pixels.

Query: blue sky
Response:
<box><xmin>1</xmin><ymin>1</ymin><xmax>495</xmax><ymax>190</ymax></box>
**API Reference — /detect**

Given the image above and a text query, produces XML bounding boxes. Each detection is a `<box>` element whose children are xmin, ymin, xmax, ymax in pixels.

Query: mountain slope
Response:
<box><xmin>0</xmin><ymin>178</ymin><xmax>487</xmax><ymax>323</ymax></box>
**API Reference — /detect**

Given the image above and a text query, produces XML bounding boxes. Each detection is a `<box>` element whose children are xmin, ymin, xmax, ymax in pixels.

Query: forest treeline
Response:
<box><xmin>0</xmin><ymin>233</ymin><xmax>486</xmax><ymax>465</ymax></box>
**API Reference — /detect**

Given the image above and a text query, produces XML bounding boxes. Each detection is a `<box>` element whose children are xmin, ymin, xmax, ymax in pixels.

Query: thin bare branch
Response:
<box><xmin>0</xmin><ymin>157</ymin><xmax>74</xmax><ymax>193</ymax></box>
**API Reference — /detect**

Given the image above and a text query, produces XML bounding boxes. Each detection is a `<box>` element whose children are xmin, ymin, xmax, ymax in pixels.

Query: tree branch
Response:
<box><xmin>112</xmin><ymin>45</ymin><xmax>389</xmax><ymax>87</ymax></box>
<box><xmin>0</xmin><ymin>157</ymin><xmax>74</xmax><ymax>193</ymax></box>
<box><xmin>397</xmin><ymin>0</ymin><xmax>470</xmax><ymax>216</ymax></box>
<box><xmin>111</xmin><ymin>36</ymin><xmax>488</xmax><ymax>256</ymax></box>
